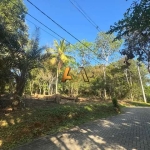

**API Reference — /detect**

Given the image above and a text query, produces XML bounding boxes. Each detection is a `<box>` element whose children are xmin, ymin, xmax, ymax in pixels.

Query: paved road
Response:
<box><xmin>15</xmin><ymin>107</ymin><xmax>150</xmax><ymax>150</ymax></box>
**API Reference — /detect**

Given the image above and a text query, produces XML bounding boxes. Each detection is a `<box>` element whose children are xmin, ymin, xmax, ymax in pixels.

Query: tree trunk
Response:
<box><xmin>129</xmin><ymin>71</ymin><xmax>133</xmax><ymax>101</ymax></box>
<box><xmin>15</xmin><ymin>73</ymin><xmax>26</xmax><ymax>97</ymax></box>
<box><xmin>39</xmin><ymin>87</ymin><xmax>42</xmax><ymax>95</ymax></box>
<box><xmin>103</xmin><ymin>65</ymin><xmax>107</xmax><ymax>99</ymax></box>
<box><xmin>48</xmin><ymin>81</ymin><xmax>51</xmax><ymax>95</ymax></box>
<box><xmin>50</xmin><ymin>86</ymin><xmax>53</xmax><ymax>95</ymax></box>
<box><xmin>55</xmin><ymin>68</ymin><xmax>58</xmax><ymax>94</ymax></box>
<box><xmin>69</xmin><ymin>82</ymin><xmax>72</xmax><ymax>97</ymax></box>
<box><xmin>137</xmin><ymin>64</ymin><xmax>147</xmax><ymax>103</ymax></box>
<box><xmin>30</xmin><ymin>81</ymin><xmax>32</xmax><ymax>95</ymax></box>
<box><xmin>30</xmin><ymin>81</ymin><xmax>34</xmax><ymax>95</ymax></box>
<box><xmin>43</xmin><ymin>87</ymin><xmax>46</xmax><ymax>95</ymax></box>
<box><xmin>125</xmin><ymin>69</ymin><xmax>133</xmax><ymax>101</ymax></box>
<box><xmin>124</xmin><ymin>69</ymin><xmax>129</xmax><ymax>85</ymax></box>
<box><xmin>76</xmin><ymin>88</ymin><xmax>78</xmax><ymax>95</ymax></box>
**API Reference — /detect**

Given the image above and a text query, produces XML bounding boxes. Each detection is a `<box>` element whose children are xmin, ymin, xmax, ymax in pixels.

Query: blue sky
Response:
<box><xmin>24</xmin><ymin>0</ymin><xmax>133</xmax><ymax>44</ymax></box>
<box><xmin>24</xmin><ymin>0</ymin><xmax>133</xmax><ymax>64</ymax></box>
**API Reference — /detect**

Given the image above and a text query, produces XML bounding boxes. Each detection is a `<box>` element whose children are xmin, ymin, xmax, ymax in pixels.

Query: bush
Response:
<box><xmin>146</xmin><ymin>95</ymin><xmax>150</xmax><ymax>103</ymax></box>
<box><xmin>112</xmin><ymin>97</ymin><xmax>120</xmax><ymax>113</ymax></box>
<box><xmin>112</xmin><ymin>97</ymin><xmax>119</xmax><ymax>108</ymax></box>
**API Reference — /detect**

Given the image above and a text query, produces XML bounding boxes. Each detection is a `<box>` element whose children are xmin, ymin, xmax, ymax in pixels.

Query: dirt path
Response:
<box><xmin>14</xmin><ymin>107</ymin><xmax>150</xmax><ymax>150</ymax></box>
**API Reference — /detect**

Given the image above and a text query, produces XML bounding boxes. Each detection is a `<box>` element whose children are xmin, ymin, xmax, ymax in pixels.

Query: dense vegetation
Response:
<box><xmin>0</xmin><ymin>0</ymin><xmax>150</xmax><ymax>104</ymax></box>
<box><xmin>108</xmin><ymin>0</ymin><xmax>150</xmax><ymax>72</ymax></box>
<box><xmin>1</xmin><ymin>0</ymin><xmax>150</xmax><ymax>149</ymax></box>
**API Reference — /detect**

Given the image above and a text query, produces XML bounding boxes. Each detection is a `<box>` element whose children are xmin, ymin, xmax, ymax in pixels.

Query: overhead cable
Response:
<box><xmin>9</xmin><ymin>0</ymin><xmax>102</xmax><ymax>64</ymax></box>
<box><xmin>26</xmin><ymin>0</ymin><xmax>107</xmax><ymax>62</ymax></box>
<box><xmin>26</xmin><ymin>18</ymin><xmax>60</xmax><ymax>41</ymax></box>
<box><xmin>69</xmin><ymin>0</ymin><xmax>100</xmax><ymax>32</ymax></box>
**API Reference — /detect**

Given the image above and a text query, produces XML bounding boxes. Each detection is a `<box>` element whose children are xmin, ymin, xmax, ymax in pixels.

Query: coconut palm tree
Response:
<box><xmin>50</xmin><ymin>39</ymin><xmax>74</xmax><ymax>94</ymax></box>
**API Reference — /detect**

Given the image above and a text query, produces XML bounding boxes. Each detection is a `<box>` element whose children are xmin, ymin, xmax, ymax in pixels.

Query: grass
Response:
<box><xmin>0</xmin><ymin>102</ymin><xmax>118</xmax><ymax>150</ymax></box>
<box><xmin>119</xmin><ymin>100</ymin><xmax>150</xmax><ymax>107</ymax></box>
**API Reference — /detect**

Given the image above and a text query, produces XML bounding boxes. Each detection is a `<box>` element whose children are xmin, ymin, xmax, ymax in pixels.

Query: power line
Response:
<box><xmin>69</xmin><ymin>0</ymin><xmax>100</xmax><ymax>32</ymax></box>
<box><xmin>69</xmin><ymin>0</ymin><xmax>121</xmax><ymax>65</ymax></box>
<box><xmin>26</xmin><ymin>18</ymin><xmax>60</xmax><ymax>41</ymax></box>
<box><xmin>11</xmin><ymin>0</ymin><xmax>119</xmax><ymax>67</ymax></box>
<box><xmin>26</xmin><ymin>17</ymin><xmax>100</xmax><ymax>64</ymax></box>
<box><xmin>72</xmin><ymin>0</ymin><xmax>98</xmax><ymax>27</ymax></box>
<box><xmin>26</xmin><ymin>20</ymin><xmax>100</xmax><ymax>64</ymax></box>
<box><xmin>9</xmin><ymin>0</ymin><xmax>102</xmax><ymax>64</ymax></box>
<box><xmin>27</xmin><ymin>13</ymin><xmax>65</xmax><ymax>41</ymax></box>
<box><xmin>69</xmin><ymin>0</ymin><xmax>117</xmax><ymax>51</ymax></box>
<box><xmin>26</xmin><ymin>0</ymin><xmax>107</xmax><ymax>62</ymax></box>
<box><xmin>10</xmin><ymin>1</ymin><xmax>71</xmax><ymax>43</ymax></box>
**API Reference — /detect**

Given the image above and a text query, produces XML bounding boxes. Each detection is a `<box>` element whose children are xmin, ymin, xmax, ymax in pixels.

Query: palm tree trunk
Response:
<box><xmin>55</xmin><ymin>68</ymin><xmax>58</xmax><ymax>94</ymax></box>
<box><xmin>15</xmin><ymin>71</ymin><xmax>27</xmax><ymax>97</ymax></box>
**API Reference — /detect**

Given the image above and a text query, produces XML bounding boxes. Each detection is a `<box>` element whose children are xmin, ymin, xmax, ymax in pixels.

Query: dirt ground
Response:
<box><xmin>0</xmin><ymin>94</ymin><xmax>106</xmax><ymax>113</ymax></box>
<box><xmin>24</xmin><ymin>95</ymin><xmax>105</xmax><ymax>109</ymax></box>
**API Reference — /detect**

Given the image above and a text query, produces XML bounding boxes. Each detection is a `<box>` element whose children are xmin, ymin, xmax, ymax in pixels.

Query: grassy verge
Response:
<box><xmin>0</xmin><ymin>102</ymin><xmax>118</xmax><ymax>150</ymax></box>
<box><xmin>119</xmin><ymin>100</ymin><xmax>150</xmax><ymax>107</ymax></box>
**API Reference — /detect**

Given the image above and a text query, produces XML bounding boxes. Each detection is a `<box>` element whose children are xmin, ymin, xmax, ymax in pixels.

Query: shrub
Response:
<box><xmin>112</xmin><ymin>97</ymin><xmax>119</xmax><ymax>108</ymax></box>
<box><xmin>146</xmin><ymin>95</ymin><xmax>150</xmax><ymax>103</ymax></box>
<box><xmin>112</xmin><ymin>97</ymin><xmax>120</xmax><ymax>113</ymax></box>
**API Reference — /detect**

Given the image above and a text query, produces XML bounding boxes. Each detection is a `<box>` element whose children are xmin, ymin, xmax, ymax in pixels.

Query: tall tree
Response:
<box><xmin>72</xmin><ymin>40</ymin><xmax>94</xmax><ymax>67</ymax></box>
<box><xmin>95</xmin><ymin>32</ymin><xmax>122</xmax><ymax>99</ymax></box>
<box><xmin>0</xmin><ymin>0</ymin><xmax>28</xmax><ymax>94</ymax></box>
<box><xmin>13</xmin><ymin>32</ymin><xmax>50</xmax><ymax>96</ymax></box>
<box><xmin>108</xmin><ymin>0</ymin><xmax>150</xmax><ymax>72</ymax></box>
<box><xmin>104</xmin><ymin>59</ymin><xmax>149</xmax><ymax>100</ymax></box>
<box><xmin>0</xmin><ymin>0</ymin><xmax>28</xmax><ymax>54</ymax></box>
<box><xmin>50</xmin><ymin>40</ymin><xmax>72</xmax><ymax>94</ymax></box>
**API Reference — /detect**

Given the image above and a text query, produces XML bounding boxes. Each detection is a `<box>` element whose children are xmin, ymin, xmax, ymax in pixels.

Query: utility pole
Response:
<box><xmin>137</xmin><ymin>63</ymin><xmax>147</xmax><ymax>103</ymax></box>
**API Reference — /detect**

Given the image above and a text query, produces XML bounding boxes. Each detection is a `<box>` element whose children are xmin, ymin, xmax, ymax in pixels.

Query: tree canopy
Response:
<box><xmin>107</xmin><ymin>0</ymin><xmax>150</xmax><ymax>72</ymax></box>
<box><xmin>0</xmin><ymin>0</ymin><xmax>150</xmax><ymax>105</ymax></box>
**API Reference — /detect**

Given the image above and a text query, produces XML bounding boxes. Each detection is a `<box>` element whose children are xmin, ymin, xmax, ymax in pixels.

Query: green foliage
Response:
<box><xmin>106</xmin><ymin>60</ymin><xmax>129</xmax><ymax>99</ymax></box>
<box><xmin>112</xmin><ymin>97</ymin><xmax>119</xmax><ymax>108</ymax></box>
<box><xmin>0</xmin><ymin>0</ymin><xmax>149</xmax><ymax>104</ymax></box>
<box><xmin>58</xmin><ymin>58</ymin><xmax>149</xmax><ymax>100</ymax></box>
<box><xmin>13</xmin><ymin>30</ymin><xmax>50</xmax><ymax>96</ymax></box>
<box><xmin>0</xmin><ymin>0</ymin><xmax>28</xmax><ymax>94</ymax></box>
<box><xmin>71</xmin><ymin>40</ymin><xmax>94</xmax><ymax>66</ymax></box>
<box><xmin>108</xmin><ymin>0</ymin><xmax>150</xmax><ymax>72</ymax></box>
<box><xmin>108</xmin><ymin>0</ymin><xmax>150</xmax><ymax>40</ymax></box>
<box><xmin>95</xmin><ymin>32</ymin><xmax>122</xmax><ymax>60</ymax></box>
<box><xmin>121</xmin><ymin>100</ymin><xmax>150</xmax><ymax>107</ymax></box>
<box><xmin>0</xmin><ymin>0</ymin><xmax>28</xmax><ymax>48</ymax></box>
<box><xmin>145</xmin><ymin>86</ymin><xmax>150</xmax><ymax>103</ymax></box>
<box><xmin>104</xmin><ymin>59</ymin><xmax>149</xmax><ymax>100</ymax></box>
